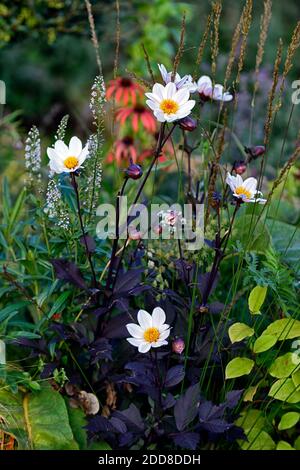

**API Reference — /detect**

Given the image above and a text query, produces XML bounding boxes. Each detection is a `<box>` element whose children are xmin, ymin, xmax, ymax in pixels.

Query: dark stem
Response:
<box><xmin>71</xmin><ymin>172</ymin><xmax>97</xmax><ymax>287</ymax></box>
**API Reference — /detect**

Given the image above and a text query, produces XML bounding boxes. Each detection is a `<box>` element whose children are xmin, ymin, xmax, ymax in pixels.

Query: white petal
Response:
<box><xmin>164</xmin><ymin>82</ymin><xmax>176</xmax><ymax>99</ymax></box>
<box><xmin>69</xmin><ymin>136</ymin><xmax>82</xmax><ymax>156</ymax></box>
<box><xmin>126</xmin><ymin>323</ymin><xmax>144</xmax><ymax>338</ymax></box>
<box><xmin>174</xmin><ymin>87</ymin><xmax>190</xmax><ymax>105</ymax></box>
<box><xmin>158</xmin><ymin>64</ymin><xmax>169</xmax><ymax>83</ymax></box>
<box><xmin>49</xmin><ymin>158</ymin><xmax>64</xmax><ymax>174</ymax></box>
<box><xmin>153</xmin><ymin>109</ymin><xmax>167</xmax><ymax>122</ymax></box>
<box><xmin>47</xmin><ymin>147</ymin><xmax>59</xmax><ymax>161</ymax></box>
<box><xmin>243</xmin><ymin>177</ymin><xmax>257</xmax><ymax>193</ymax></box>
<box><xmin>152</xmin><ymin>83</ymin><xmax>165</xmax><ymax>100</ymax></box>
<box><xmin>152</xmin><ymin>307</ymin><xmax>166</xmax><ymax>327</ymax></box>
<box><xmin>137</xmin><ymin>309</ymin><xmax>152</xmax><ymax>329</ymax></box>
<box><xmin>54</xmin><ymin>140</ymin><xmax>69</xmax><ymax>158</ymax></box>
<box><xmin>146</xmin><ymin>99</ymin><xmax>158</xmax><ymax>110</ymax></box>
<box><xmin>197</xmin><ymin>75</ymin><xmax>212</xmax><ymax>92</ymax></box>
<box><xmin>127</xmin><ymin>337</ymin><xmax>143</xmax><ymax>347</ymax></box>
<box><xmin>159</xmin><ymin>329</ymin><xmax>171</xmax><ymax>341</ymax></box>
<box><xmin>222</xmin><ymin>92</ymin><xmax>233</xmax><ymax>102</ymax></box>
<box><xmin>159</xmin><ymin>324</ymin><xmax>170</xmax><ymax>332</ymax></box>
<box><xmin>212</xmin><ymin>84</ymin><xmax>224</xmax><ymax>100</ymax></box>
<box><xmin>78</xmin><ymin>145</ymin><xmax>89</xmax><ymax>165</ymax></box>
<box><xmin>138</xmin><ymin>342</ymin><xmax>151</xmax><ymax>353</ymax></box>
<box><xmin>152</xmin><ymin>340</ymin><xmax>168</xmax><ymax>348</ymax></box>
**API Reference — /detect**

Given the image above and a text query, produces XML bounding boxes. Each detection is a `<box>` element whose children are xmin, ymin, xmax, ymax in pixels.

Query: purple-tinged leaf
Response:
<box><xmin>112</xmin><ymin>404</ymin><xmax>144</xmax><ymax>432</ymax></box>
<box><xmin>109</xmin><ymin>417</ymin><xmax>127</xmax><ymax>434</ymax></box>
<box><xmin>165</xmin><ymin>365</ymin><xmax>185</xmax><ymax>388</ymax></box>
<box><xmin>198</xmin><ymin>272</ymin><xmax>219</xmax><ymax>297</ymax></box>
<box><xmin>93</xmin><ymin>307</ymin><xmax>109</xmax><ymax>318</ymax></box>
<box><xmin>200</xmin><ymin>419</ymin><xmax>232</xmax><ymax>434</ymax></box>
<box><xmin>172</xmin><ymin>432</ymin><xmax>200</xmax><ymax>450</ymax></box>
<box><xmin>102</xmin><ymin>312</ymin><xmax>133</xmax><ymax>339</ymax></box>
<box><xmin>174</xmin><ymin>383</ymin><xmax>200</xmax><ymax>431</ymax></box>
<box><xmin>80</xmin><ymin>234</ymin><xmax>96</xmax><ymax>253</ymax></box>
<box><xmin>162</xmin><ymin>393</ymin><xmax>176</xmax><ymax>410</ymax></box>
<box><xmin>113</xmin><ymin>269</ymin><xmax>143</xmax><ymax>297</ymax></box>
<box><xmin>225</xmin><ymin>389</ymin><xmax>244</xmax><ymax>409</ymax></box>
<box><xmin>89</xmin><ymin>338</ymin><xmax>112</xmax><ymax>363</ymax></box>
<box><xmin>51</xmin><ymin>259</ymin><xmax>87</xmax><ymax>290</ymax></box>
<box><xmin>209</xmin><ymin>301</ymin><xmax>225</xmax><ymax>314</ymax></box>
<box><xmin>86</xmin><ymin>416</ymin><xmax>114</xmax><ymax>433</ymax></box>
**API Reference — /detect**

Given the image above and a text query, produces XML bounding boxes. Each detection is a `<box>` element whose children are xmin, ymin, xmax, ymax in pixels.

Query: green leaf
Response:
<box><xmin>248</xmin><ymin>285</ymin><xmax>267</xmax><ymax>315</ymax></box>
<box><xmin>8</xmin><ymin>188</ymin><xmax>26</xmax><ymax>232</ymax></box>
<box><xmin>66</xmin><ymin>401</ymin><xmax>88</xmax><ymax>450</ymax></box>
<box><xmin>234</xmin><ymin>214</ymin><xmax>271</xmax><ymax>253</ymax></box>
<box><xmin>292</xmin><ymin>369</ymin><xmax>300</xmax><ymax>388</ymax></box>
<box><xmin>225</xmin><ymin>357</ymin><xmax>254</xmax><ymax>379</ymax></box>
<box><xmin>253</xmin><ymin>334</ymin><xmax>277</xmax><ymax>353</ymax></box>
<box><xmin>268</xmin><ymin>378</ymin><xmax>300</xmax><ymax>403</ymax></box>
<box><xmin>240</xmin><ymin>428</ymin><xmax>275</xmax><ymax>450</ymax></box>
<box><xmin>228</xmin><ymin>323</ymin><xmax>254</xmax><ymax>343</ymax></box>
<box><xmin>269</xmin><ymin>353</ymin><xmax>300</xmax><ymax>379</ymax></box>
<box><xmin>0</xmin><ymin>383</ymin><xmax>78</xmax><ymax>449</ymax></box>
<box><xmin>48</xmin><ymin>291</ymin><xmax>72</xmax><ymax>318</ymax></box>
<box><xmin>88</xmin><ymin>441</ymin><xmax>112</xmax><ymax>450</ymax></box>
<box><xmin>276</xmin><ymin>441</ymin><xmax>295</xmax><ymax>450</ymax></box>
<box><xmin>262</xmin><ymin>318</ymin><xmax>300</xmax><ymax>341</ymax></box>
<box><xmin>278</xmin><ymin>412</ymin><xmax>299</xmax><ymax>431</ymax></box>
<box><xmin>266</xmin><ymin>220</ymin><xmax>300</xmax><ymax>274</ymax></box>
<box><xmin>294</xmin><ymin>436</ymin><xmax>300</xmax><ymax>450</ymax></box>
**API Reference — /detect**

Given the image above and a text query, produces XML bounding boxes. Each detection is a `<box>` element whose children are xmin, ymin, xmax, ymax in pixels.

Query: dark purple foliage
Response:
<box><xmin>174</xmin><ymin>383</ymin><xmax>200</xmax><ymax>431</ymax></box>
<box><xmin>172</xmin><ymin>432</ymin><xmax>200</xmax><ymax>450</ymax></box>
<box><xmin>164</xmin><ymin>365</ymin><xmax>185</xmax><ymax>388</ymax></box>
<box><xmin>51</xmin><ymin>259</ymin><xmax>87</xmax><ymax>290</ymax></box>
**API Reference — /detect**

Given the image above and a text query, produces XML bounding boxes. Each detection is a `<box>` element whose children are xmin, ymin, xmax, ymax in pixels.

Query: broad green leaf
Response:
<box><xmin>234</xmin><ymin>214</ymin><xmax>271</xmax><ymax>252</ymax></box>
<box><xmin>0</xmin><ymin>383</ymin><xmax>78</xmax><ymax>449</ymax></box>
<box><xmin>243</xmin><ymin>381</ymin><xmax>264</xmax><ymax>402</ymax></box>
<box><xmin>268</xmin><ymin>378</ymin><xmax>300</xmax><ymax>403</ymax></box>
<box><xmin>276</xmin><ymin>441</ymin><xmax>295</xmax><ymax>450</ymax></box>
<box><xmin>278</xmin><ymin>412</ymin><xmax>299</xmax><ymax>431</ymax></box>
<box><xmin>266</xmin><ymin>220</ymin><xmax>300</xmax><ymax>273</ymax></box>
<box><xmin>262</xmin><ymin>318</ymin><xmax>300</xmax><ymax>341</ymax></box>
<box><xmin>225</xmin><ymin>357</ymin><xmax>254</xmax><ymax>379</ymax></box>
<box><xmin>228</xmin><ymin>323</ymin><xmax>254</xmax><ymax>343</ymax></box>
<box><xmin>253</xmin><ymin>334</ymin><xmax>277</xmax><ymax>353</ymax></box>
<box><xmin>269</xmin><ymin>353</ymin><xmax>300</xmax><ymax>379</ymax></box>
<box><xmin>236</xmin><ymin>409</ymin><xmax>268</xmax><ymax>432</ymax></box>
<box><xmin>88</xmin><ymin>441</ymin><xmax>112</xmax><ymax>450</ymax></box>
<box><xmin>65</xmin><ymin>401</ymin><xmax>87</xmax><ymax>450</ymax></box>
<box><xmin>248</xmin><ymin>286</ymin><xmax>267</xmax><ymax>315</ymax></box>
<box><xmin>292</xmin><ymin>369</ymin><xmax>300</xmax><ymax>387</ymax></box>
<box><xmin>239</xmin><ymin>428</ymin><xmax>275</xmax><ymax>450</ymax></box>
<box><xmin>294</xmin><ymin>436</ymin><xmax>300</xmax><ymax>450</ymax></box>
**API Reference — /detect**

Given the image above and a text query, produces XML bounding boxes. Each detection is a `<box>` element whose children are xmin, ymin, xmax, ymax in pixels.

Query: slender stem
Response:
<box><xmin>71</xmin><ymin>173</ymin><xmax>97</xmax><ymax>287</ymax></box>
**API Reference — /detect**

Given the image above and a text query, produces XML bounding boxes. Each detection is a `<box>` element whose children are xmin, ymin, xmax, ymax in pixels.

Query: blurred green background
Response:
<box><xmin>1</xmin><ymin>0</ymin><xmax>300</xmax><ymax>177</ymax></box>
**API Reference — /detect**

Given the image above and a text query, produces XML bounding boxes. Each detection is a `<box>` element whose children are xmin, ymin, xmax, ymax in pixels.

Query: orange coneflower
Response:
<box><xmin>106</xmin><ymin>77</ymin><xmax>144</xmax><ymax>105</ymax></box>
<box><xmin>107</xmin><ymin>136</ymin><xmax>138</xmax><ymax>165</ymax></box>
<box><xmin>116</xmin><ymin>104</ymin><xmax>156</xmax><ymax>133</ymax></box>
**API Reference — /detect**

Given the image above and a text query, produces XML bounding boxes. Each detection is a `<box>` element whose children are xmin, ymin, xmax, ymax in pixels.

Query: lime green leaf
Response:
<box><xmin>228</xmin><ymin>323</ymin><xmax>254</xmax><ymax>343</ymax></box>
<box><xmin>276</xmin><ymin>441</ymin><xmax>295</xmax><ymax>450</ymax></box>
<box><xmin>278</xmin><ymin>412</ymin><xmax>299</xmax><ymax>431</ymax></box>
<box><xmin>269</xmin><ymin>353</ymin><xmax>300</xmax><ymax>379</ymax></box>
<box><xmin>0</xmin><ymin>384</ymin><xmax>78</xmax><ymax>449</ymax></box>
<box><xmin>239</xmin><ymin>428</ymin><xmax>275</xmax><ymax>450</ymax></box>
<box><xmin>243</xmin><ymin>381</ymin><xmax>264</xmax><ymax>402</ymax></box>
<box><xmin>268</xmin><ymin>378</ymin><xmax>300</xmax><ymax>403</ymax></box>
<box><xmin>88</xmin><ymin>441</ymin><xmax>112</xmax><ymax>450</ymax></box>
<box><xmin>292</xmin><ymin>369</ymin><xmax>300</xmax><ymax>387</ymax></box>
<box><xmin>294</xmin><ymin>436</ymin><xmax>300</xmax><ymax>450</ymax></box>
<box><xmin>248</xmin><ymin>286</ymin><xmax>267</xmax><ymax>315</ymax></box>
<box><xmin>66</xmin><ymin>402</ymin><xmax>87</xmax><ymax>450</ymax></box>
<box><xmin>262</xmin><ymin>318</ymin><xmax>300</xmax><ymax>340</ymax></box>
<box><xmin>225</xmin><ymin>357</ymin><xmax>254</xmax><ymax>379</ymax></box>
<box><xmin>253</xmin><ymin>334</ymin><xmax>277</xmax><ymax>353</ymax></box>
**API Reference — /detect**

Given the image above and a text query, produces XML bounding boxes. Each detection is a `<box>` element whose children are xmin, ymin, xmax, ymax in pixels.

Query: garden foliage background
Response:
<box><xmin>0</xmin><ymin>0</ymin><xmax>300</xmax><ymax>452</ymax></box>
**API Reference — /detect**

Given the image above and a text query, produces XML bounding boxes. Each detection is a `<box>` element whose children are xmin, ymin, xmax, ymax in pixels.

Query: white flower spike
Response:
<box><xmin>145</xmin><ymin>82</ymin><xmax>195</xmax><ymax>123</ymax></box>
<box><xmin>158</xmin><ymin>64</ymin><xmax>197</xmax><ymax>92</ymax></box>
<box><xmin>126</xmin><ymin>307</ymin><xmax>171</xmax><ymax>353</ymax></box>
<box><xmin>196</xmin><ymin>75</ymin><xmax>233</xmax><ymax>102</ymax></box>
<box><xmin>47</xmin><ymin>136</ymin><xmax>89</xmax><ymax>174</ymax></box>
<box><xmin>226</xmin><ymin>172</ymin><xmax>266</xmax><ymax>204</ymax></box>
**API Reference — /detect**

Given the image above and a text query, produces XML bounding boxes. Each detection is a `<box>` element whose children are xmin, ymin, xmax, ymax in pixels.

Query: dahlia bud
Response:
<box><xmin>179</xmin><ymin>116</ymin><xmax>198</xmax><ymax>132</ymax></box>
<box><xmin>244</xmin><ymin>145</ymin><xmax>266</xmax><ymax>160</ymax></box>
<box><xmin>233</xmin><ymin>160</ymin><xmax>247</xmax><ymax>175</ymax></box>
<box><xmin>172</xmin><ymin>337</ymin><xmax>185</xmax><ymax>355</ymax></box>
<box><xmin>125</xmin><ymin>163</ymin><xmax>143</xmax><ymax>180</ymax></box>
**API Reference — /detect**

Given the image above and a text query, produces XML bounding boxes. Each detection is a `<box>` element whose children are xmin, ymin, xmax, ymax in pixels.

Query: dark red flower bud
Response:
<box><xmin>125</xmin><ymin>163</ymin><xmax>143</xmax><ymax>180</ymax></box>
<box><xmin>179</xmin><ymin>116</ymin><xmax>198</xmax><ymax>132</ymax></box>
<box><xmin>172</xmin><ymin>337</ymin><xmax>185</xmax><ymax>355</ymax></box>
<box><xmin>244</xmin><ymin>145</ymin><xmax>266</xmax><ymax>160</ymax></box>
<box><xmin>233</xmin><ymin>160</ymin><xmax>247</xmax><ymax>175</ymax></box>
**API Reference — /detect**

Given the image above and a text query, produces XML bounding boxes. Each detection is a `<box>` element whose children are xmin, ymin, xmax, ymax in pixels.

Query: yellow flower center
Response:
<box><xmin>235</xmin><ymin>186</ymin><xmax>252</xmax><ymax>200</ymax></box>
<box><xmin>143</xmin><ymin>327</ymin><xmax>160</xmax><ymax>343</ymax></box>
<box><xmin>160</xmin><ymin>99</ymin><xmax>179</xmax><ymax>115</ymax></box>
<box><xmin>64</xmin><ymin>156</ymin><xmax>79</xmax><ymax>170</ymax></box>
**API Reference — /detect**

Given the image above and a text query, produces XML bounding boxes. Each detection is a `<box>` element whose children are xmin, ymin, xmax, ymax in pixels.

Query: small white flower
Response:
<box><xmin>226</xmin><ymin>172</ymin><xmax>266</xmax><ymax>203</ymax></box>
<box><xmin>158</xmin><ymin>64</ymin><xmax>197</xmax><ymax>92</ymax></box>
<box><xmin>47</xmin><ymin>136</ymin><xmax>89</xmax><ymax>174</ymax></box>
<box><xmin>126</xmin><ymin>307</ymin><xmax>170</xmax><ymax>353</ymax></box>
<box><xmin>196</xmin><ymin>75</ymin><xmax>233</xmax><ymax>102</ymax></box>
<box><xmin>145</xmin><ymin>82</ymin><xmax>195</xmax><ymax>123</ymax></box>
